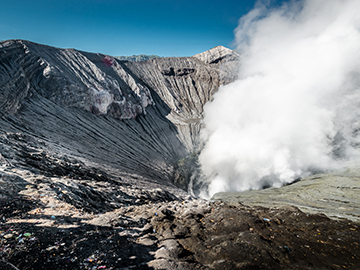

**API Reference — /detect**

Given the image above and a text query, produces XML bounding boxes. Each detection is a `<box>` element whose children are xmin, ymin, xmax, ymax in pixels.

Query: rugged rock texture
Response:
<box><xmin>193</xmin><ymin>45</ymin><xmax>237</xmax><ymax>64</ymax></box>
<box><xmin>124</xmin><ymin>57</ymin><xmax>218</xmax><ymax>152</ymax></box>
<box><xmin>0</xmin><ymin>40</ymin><xmax>238</xmax><ymax>189</ymax></box>
<box><xmin>193</xmin><ymin>45</ymin><xmax>240</xmax><ymax>85</ymax></box>
<box><xmin>1</xmin><ymin>183</ymin><xmax>359</xmax><ymax>269</ymax></box>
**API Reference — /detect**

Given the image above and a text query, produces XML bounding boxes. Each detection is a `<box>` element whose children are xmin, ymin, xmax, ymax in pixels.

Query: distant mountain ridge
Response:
<box><xmin>115</xmin><ymin>54</ymin><xmax>160</xmax><ymax>62</ymax></box>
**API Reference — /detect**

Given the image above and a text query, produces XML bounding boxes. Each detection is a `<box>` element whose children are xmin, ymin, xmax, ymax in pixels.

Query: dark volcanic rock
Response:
<box><xmin>0</xmin><ymin>40</ymin><xmax>237</xmax><ymax>189</ymax></box>
<box><xmin>2</xmin><ymin>196</ymin><xmax>358</xmax><ymax>270</ymax></box>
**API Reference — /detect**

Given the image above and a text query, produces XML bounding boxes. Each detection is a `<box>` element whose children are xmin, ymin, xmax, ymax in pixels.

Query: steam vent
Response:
<box><xmin>1</xmin><ymin>40</ymin><xmax>359</xmax><ymax>269</ymax></box>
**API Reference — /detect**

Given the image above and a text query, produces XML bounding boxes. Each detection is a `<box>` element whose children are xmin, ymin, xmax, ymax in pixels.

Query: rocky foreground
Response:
<box><xmin>1</xmin><ymin>174</ymin><xmax>360</xmax><ymax>270</ymax></box>
<box><xmin>0</xmin><ymin>133</ymin><xmax>359</xmax><ymax>270</ymax></box>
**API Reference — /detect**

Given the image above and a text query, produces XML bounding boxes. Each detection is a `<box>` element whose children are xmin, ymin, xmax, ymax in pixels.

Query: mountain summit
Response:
<box><xmin>192</xmin><ymin>45</ymin><xmax>238</xmax><ymax>64</ymax></box>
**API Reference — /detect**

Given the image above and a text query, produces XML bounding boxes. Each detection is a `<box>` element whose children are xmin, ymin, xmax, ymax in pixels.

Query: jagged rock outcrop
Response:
<box><xmin>193</xmin><ymin>45</ymin><xmax>240</xmax><ymax>85</ymax></box>
<box><xmin>0</xmin><ymin>39</ymin><xmax>239</xmax><ymax>188</ymax></box>
<box><xmin>193</xmin><ymin>45</ymin><xmax>236</xmax><ymax>64</ymax></box>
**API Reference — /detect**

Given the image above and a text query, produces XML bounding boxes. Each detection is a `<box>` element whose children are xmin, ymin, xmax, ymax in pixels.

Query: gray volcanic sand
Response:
<box><xmin>212</xmin><ymin>167</ymin><xmax>360</xmax><ymax>222</ymax></box>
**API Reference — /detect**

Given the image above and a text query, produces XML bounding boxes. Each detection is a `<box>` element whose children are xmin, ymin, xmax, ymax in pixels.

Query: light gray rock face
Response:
<box><xmin>193</xmin><ymin>45</ymin><xmax>240</xmax><ymax>85</ymax></box>
<box><xmin>212</xmin><ymin>167</ymin><xmax>360</xmax><ymax>222</ymax></box>
<box><xmin>124</xmin><ymin>57</ymin><xmax>220</xmax><ymax>151</ymax></box>
<box><xmin>0</xmin><ymin>40</ymin><xmax>154</xmax><ymax>119</ymax></box>
<box><xmin>0</xmin><ymin>39</ymin><xmax>239</xmax><ymax>188</ymax></box>
<box><xmin>192</xmin><ymin>45</ymin><xmax>236</xmax><ymax>64</ymax></box>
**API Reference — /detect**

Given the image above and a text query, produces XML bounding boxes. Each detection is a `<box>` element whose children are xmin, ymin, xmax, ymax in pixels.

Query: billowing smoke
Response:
<box><xmin>198</xmin><ymin>0</ymin><xmax>360</xmax><ymax>198</ymax></box>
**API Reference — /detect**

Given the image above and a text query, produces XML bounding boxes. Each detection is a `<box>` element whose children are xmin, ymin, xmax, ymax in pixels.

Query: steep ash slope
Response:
<box><xmin>124</xmin><ymin>57</ymin><xmax>218</xmax><ymax>152</ymax></box>
<box><xmin>0</xmin><ymin>40</ymin><xmax>237</xmax><ymax>188</ymax></box>
<box><xmin>125</xmin><ymin>45</ymin><xmax>239</xmax><ymax>152</ymax></box>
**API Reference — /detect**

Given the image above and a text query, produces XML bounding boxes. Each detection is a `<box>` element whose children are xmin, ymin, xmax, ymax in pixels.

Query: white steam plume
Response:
<box><xmin>199</xmin><ymin>0</ymin><xmax>360</xmax><ymax>198</ymax></box>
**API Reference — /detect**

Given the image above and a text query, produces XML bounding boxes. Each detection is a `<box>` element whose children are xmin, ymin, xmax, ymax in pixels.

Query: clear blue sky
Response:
<box><xmin>0</xmin><ymin>0</ymin><xmax>281</xmax><ymax>57</ymax></box>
